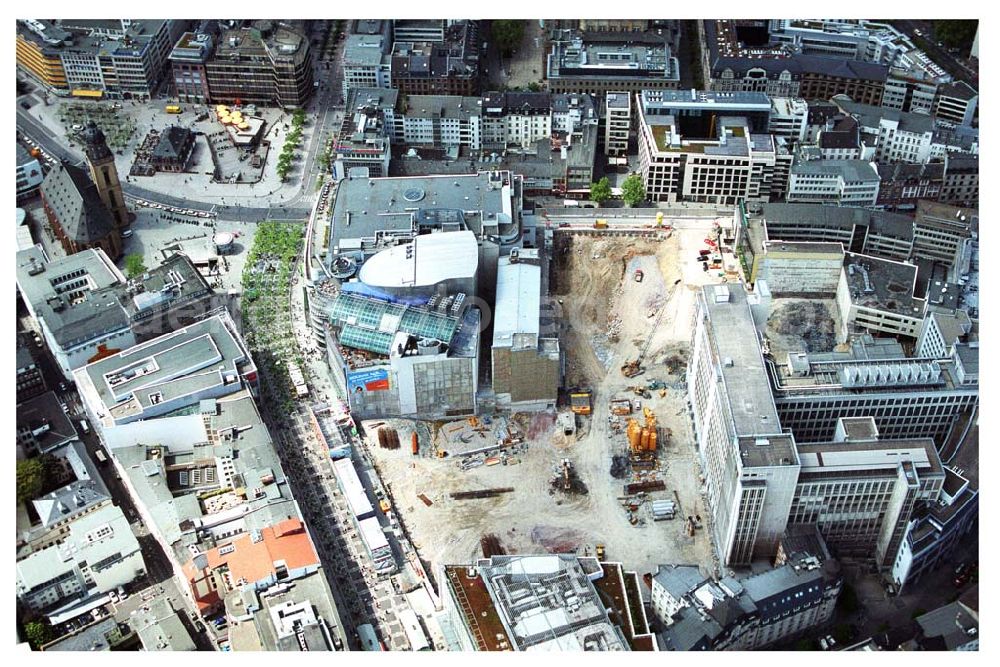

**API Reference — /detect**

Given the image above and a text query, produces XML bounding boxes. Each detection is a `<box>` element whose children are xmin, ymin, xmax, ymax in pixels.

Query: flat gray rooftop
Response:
<box><xmin>330</xmin><ymin>171</ymin><xmax>517</xmax><ymax>253</ymax></box>
<box><xmin>790</xmin><ymin>159</ymin><xmax>879</xmax><ymax>182</ymax></box>
<box><xmin>641</xmin><ymin>89</ymin><xmax>771</xmax><ymax>109</ymax></box>
<box><xmin>760</xmin><ymin>203</ymin><xmax>914</xmax><ymax>245</ymax></box>
<box><xmin>702</xmin><ymin>285</ymin><xmax>783</xmax><ymax>439</ymax></box>
<box><xmin>735</xmin><ymin>434</ymin><xmax>797</xmax><ymax>469</ymax></box>
<box><xmin>764</xmin><ymin>240</ymin><xmax>845</xmax><ymax>255</ymax></box>
<box><xmin>797</xmin><ymin>437</ymin><xmax>942</xmax><ymax>478</ymax></box>
<box><xmin>605</xmin><ymin>91</ymin><xmax>631</xmax><ymax>109</ymax></box>
<box><xmin>344</xmin><ymin>34</ymin><xmax>388</xmax><ymax>65</ymax></box>
<box><xmin>16</xmin><ymin>246</ymin><xmax>128</xmax><ymax>348</ymax></box>
<box><xmin>833</xmin><ymin>95</ymin><xmax>936</xmax><ymax>135</ymax></box>
<box><xmin>79</xmin><ymin>313</ymin><xmax>252</xmax><ymax>419</ymax></box>
<box><xmin>843</xmin><ymin>252</ymin><xmax>923</xmax><ymax>316</ymax></box>
<box><xmin>403</xmin><ymin>95</ymin><xmax>481</xmax><ymax>120</ymax></box>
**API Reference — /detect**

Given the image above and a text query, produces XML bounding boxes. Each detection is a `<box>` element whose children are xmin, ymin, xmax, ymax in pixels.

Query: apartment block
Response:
<box><xmin>940</xmin><ymin>153</ymin><xmax>978</xmax><ymax>207</ymax></box>
<box><xmin>16</xmin><ymin>504</ymin><xmax>145</xmax><ymax>614</ymax></box>
<box><xmin>832</xmin><ymin>95</ymin><xmax>937</xmax><ymax>164</ymax></box>
<box><xmin>882</xmin><ymin>67</ymin><xmax>940</xmax><ymax>115</ymax></box>
<box><xmin>16</xmin><ymin>441</ymin><xmax>111</xmax><ymax>560</ymax></box>
<box><xmin>604</xmin><ymin>91</ymin><xmax>632</xmax><ymax>156</ymax></box>
<box><xmin>891</xmin><ymin>465</ymin><xmax>978</xmax><ymax>592</ymax></box>
<box><xmin>16</xmin><ymin>391</ymin><xmax>79</xmax><ymax>456</ymax></box>
<box><xmin>786</xmin><ymin>159</ymin><xmax>880</xmax><ymax>207</ymax></box>
<box><xmin>394</xmin><ymin>94</ymin><xmax>480</xmax><ymax>150</ymax></box>
<box><xmin>769</xmin><ymin>97</ymin><xmax>809</xmax><ymax>143</ymax></box>
<box><xmin>816</xmin><ymin>116</ymin><xmax>865</xmax><ymax>160</ymax></box>
<box><xmin>482</xmin><ymin>91</ymin><xmax>552</xmax><ymax>150</ymax></box>
<box><xmin>389</xmin><ymin>21</ymin><xmax>479</xmax><ymax>96</ymax></box>
<box><xmin>16</xmin><ymin>341</ymin><xmax>47</xmax><ymax>403</ymax></box>
<box><xmin>875</xmin><ymin>163</ymin><xmax>944</xmax><ymax>211</ymax></box>
<box><xmin>933</xmin><ymin>81</ymin><xmax>978</xmax><ymax>127</ymax></box>
<box><xmin>341</xmin><ymin>34</ymin><xmax>391</xmax><ymax>97</ymax></box>
<box><xmin>654</xmin><ymin>547</ymin><xmax>841</xmax><ymax>650</ymax></box>
<box><xmin>916</xmin><ymin>310</ymin><xmax>973</xmax><ymax>360</ymax></box>
<box><xmin>333</xmin><ymin>87</ymin><xmax>397</xmax><ymax>179</ymax></box>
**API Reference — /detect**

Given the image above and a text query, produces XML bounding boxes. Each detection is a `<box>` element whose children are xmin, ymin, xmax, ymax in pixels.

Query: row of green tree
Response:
<box><xmin>589</xmin><ymin>174</ymin><xmax>646</xmax><ymax>207</ymax></box>
<box><xmin>277</xmin><ymin>110</ymin><xmax>308</xmax><ymax>181</ymax></box>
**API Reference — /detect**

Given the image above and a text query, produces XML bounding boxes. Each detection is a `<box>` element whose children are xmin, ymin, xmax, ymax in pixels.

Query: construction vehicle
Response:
<box><xmin>621</xmin><ymin>359</ymin><xmax>643</xmax><ymax>378</ymax></box>
<box><xmin>570</xmin><ymin>391</ymin><xmax>592</xmax><ymax>416</ymax></box>
<box><xmin>634</xmin><ymin>268</ymin><xmax>644</xmax><ymax>282</ymax></box>
<box><xmin>656</xmin><ymin>211</ymin><xmax>664</xmax><ymax>227</ymax></box>
<box><xmin>627</xmin><ymin>385</ymin><xmax>651</xmax><ymax>399</ymax></box>
<box><xmin>593</xmin><ymin>219</ymin><xmax>608</xmax><ymax>229</ymax></box>
<box><xmin>609</xmin><ymin>398</ymin><xmax>632</xmax><ymax>416</ymax></box>
<box><xmin>596</xmin><ymin>543</ymin><xmax>606</xmax><ymax>561</ymax></box>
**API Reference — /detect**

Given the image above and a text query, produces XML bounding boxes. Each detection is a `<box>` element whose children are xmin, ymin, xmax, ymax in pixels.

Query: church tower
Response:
<box><xmin>81</xmin><ymin>121</ymin><xmax>130</xmax><ymax>229</ymax></box>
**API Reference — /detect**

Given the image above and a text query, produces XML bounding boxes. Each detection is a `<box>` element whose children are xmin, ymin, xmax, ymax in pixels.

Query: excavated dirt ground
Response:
<box><xmin>366</xmin><ymin>221</ymin><xmax>732</xmax><ymax>580</ymax></box>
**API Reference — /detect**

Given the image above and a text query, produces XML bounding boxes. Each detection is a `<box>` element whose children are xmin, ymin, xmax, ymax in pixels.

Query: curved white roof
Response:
<box><xmin>358</xmin><ymin>230</ymin><xmax>478</xmax><ymax>288</ymax></box>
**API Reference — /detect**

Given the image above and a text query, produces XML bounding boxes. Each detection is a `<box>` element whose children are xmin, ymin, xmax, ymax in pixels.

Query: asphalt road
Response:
<box><xmin>892</xmin><ymin>20</ymin><xmax>978</xmax><ymax>86</ymax></box>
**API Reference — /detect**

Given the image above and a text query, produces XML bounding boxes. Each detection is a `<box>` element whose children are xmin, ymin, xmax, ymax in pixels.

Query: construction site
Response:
<box><xmin>361</xmin><ymin>218</ymin><xmax>733</xmax><ymax>583</ymax></box>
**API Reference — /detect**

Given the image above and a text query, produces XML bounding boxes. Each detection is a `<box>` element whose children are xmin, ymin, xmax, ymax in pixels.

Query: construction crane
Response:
<box><xmin>621</xmin><ymin>283</ymin><xmax>678</xmax><ymax>377</ymax></box>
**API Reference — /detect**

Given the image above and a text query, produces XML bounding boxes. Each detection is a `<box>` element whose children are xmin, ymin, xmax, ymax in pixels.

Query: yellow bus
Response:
<box><xmin>165</xmin><ymin>104</ymin><xmax>182</xmax><ymax>114</ymax></box>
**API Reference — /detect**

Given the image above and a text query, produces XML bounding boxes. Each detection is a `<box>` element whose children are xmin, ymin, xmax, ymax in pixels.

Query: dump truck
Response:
<box><xmin>593</xmin><ymin>219</ymin><xmax>608</xmax><ymax>229</ymax></box>
<box><xmin>634</xmin><ymin>269</ymin><xmax>644</xmax><ymax>282</ymax></box>
<box><xmin>596</xmin><ymin>543</ymin><xmax>606</xmax><ymax>561</ymax></box>
<box><xmin>570</xmin><ymin>391</ymin><xmax>592</xmax><ymax>415</ymax></box>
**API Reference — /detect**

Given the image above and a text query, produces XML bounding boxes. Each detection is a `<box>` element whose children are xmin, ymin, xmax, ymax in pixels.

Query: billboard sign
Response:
<box><xmin>348</xmin><ymin>367</ymin><xmax>391</xmax><ymax>393</ymax></box>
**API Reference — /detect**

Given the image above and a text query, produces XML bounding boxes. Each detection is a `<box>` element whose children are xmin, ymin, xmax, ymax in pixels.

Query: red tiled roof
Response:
<box><xmin>183</xmin><ymin>518</ymin><xmax>319</xmax><ymax>609</ymax></box>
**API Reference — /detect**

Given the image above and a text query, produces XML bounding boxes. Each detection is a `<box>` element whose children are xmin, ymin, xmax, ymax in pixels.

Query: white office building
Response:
<box><xmin>787</xmin><ymin>159</ymin><xmax>880</xmax><ymax>207</ymax></box>
<box><xmin>688</xmin><ymin>284</ymin><xmax>801</xmax><ymax>566</ymax></box>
